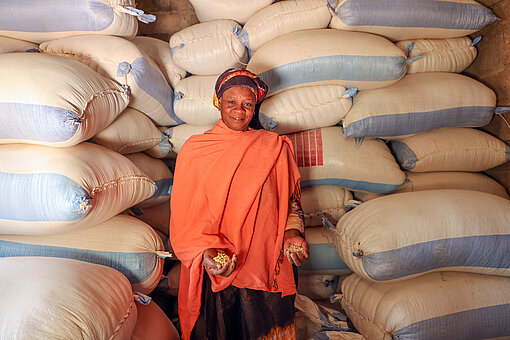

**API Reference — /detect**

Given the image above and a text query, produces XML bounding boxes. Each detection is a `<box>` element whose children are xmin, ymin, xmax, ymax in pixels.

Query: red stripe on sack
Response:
<box><xmin>303</xmin><ymin>130</ymin><xmax>310</xmax><ymax>167</ymax></box>
<box><xmin>310</xmin><ymin>130</ymin><xmax>317</xmax><ymax>167</ymax></box>
<box><xmin>316</xmin><ymin>129</ymin><xmax>324</xmax><ymax>166</ymax></box>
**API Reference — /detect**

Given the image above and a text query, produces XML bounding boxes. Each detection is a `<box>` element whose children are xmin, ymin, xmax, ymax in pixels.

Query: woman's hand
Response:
<box><xmin>203</xmin><ymin>248</ymin><xmax>237</xmax><ymax>277</ymax></box>
<box><xmin>283</xmin><ymin>230</ymin><xmax>309</xmax><ymax>266</ymax></box>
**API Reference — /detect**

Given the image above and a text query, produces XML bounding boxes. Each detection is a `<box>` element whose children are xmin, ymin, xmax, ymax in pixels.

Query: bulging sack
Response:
<box><xmin>173</xmin><ymin>75</ymin><xmax>221</xmax><ymax>125</ymax></box>
<box><xmin>0</xmin><ymin>215</ymin><xmax>166</xmax><ymax>295</ymax></box>
<box><xmin>396</xmin><ymin>37</ymin><xmax>478</xmax><ymax>74</ymax></box>
<box><xmin>0</xmin><ymin>53</ymin><xmax>129</xmax><ymax>147</ymax></box>
<box><xmin>0</xmin><ymin>0</ymin><xmax>150</xmax><ymax>44</ymax></box>
<box><xmin>93</xmin><ymin>107</ymin><xmax>163</xmax><ymax>154</ymax></box>
<box><xmin>0</xmin><ymin>142</ymin><xmax>155</xmax><ymax>235</ymax></box>
<box><xmin>343</xmin><ymin>73</ymin><xmax>496</xmax><ymax>138</ymax></box>
<box><xmin>342</xmin><ymin>272</ymin><xmax>510</xmax><ymax>340</ymax></box>
<box><xmin>287</xmin><ymin>127</ymin><xmax>405</xmax><ymax>193</ymax></box>
<box><xmin>131</xmin><ymin>301</ymin><xmax>180</xmax><ymax>340</ymax></box>
<box><xmin>328</xmin><ymin>0</ymin><xmax>497</xmax><ymax>41</ymax></box>
<box><xmin>298</xmin><ymin>225</ymin><xmax>351</xmax><ymax>276</ymax></box>
<box><xmin>390</xmin><ymin>127</ymin><xmax>510</xmax><ymax>172</ymax></box>
<box><xmin>133</xmin><ymin>36</ymin><xmax>187</xmax><ymax>89</ymax></box>
<box><xmin>40</xmin><ymin>35</ymin><xmax>182</xmax><ymax>126</ymax></box>
<box><xmin>259</xmin><ymin>85</ymin><xmax>356</xmax><ymax>135</ymax></box>
<box><xmin>125</xmin><ymin>153</ymin><xmax>173</xmax><ymax>208</ymax></box>
<box><xmin>297</xmin><ymin>274</ymin><xmax>339</xmax><ymax>300</ymax></box>
<box><xmin>239</xmin><ymin>0</ymin><xmax>332</xmax><ymax>54</ymax></box>
<box><xmin>145</xmin><ymin>127</ymin><xmax>176</xmax><ymax>159</ymax></box>
<box><xmin>170</xmin><ymin>20</ymin><xmax>248</xmax><ymax>76</ymax></box>
<box><xmin>247</xmin><ymin>29</ymin><xmax>407</xmax><ymax>96</ymax></box>
<box><xmin>335</xmin><ymin>190</ymin><xmax>510</xmax><ymax>282</ymax></box>
<box><xmin>0</xmin><ymin>36</ymin><xmax>38</xmax><ymax>53</ymax></box>
<box><xmin>163</xmin><ymin>124</ymin><xmax>215</xmax><ymax>154</ymax></box>
<box><xmin>301</xmin><ymin>185</ymin><xmax>357</xmax><ymax>227</ymax></box>
<box><xmin>126</xmin><ymin>201</ymin><xmax>171</xmax><ymax>238</ymax></box>
<box><xmin>0</xmin><ymin>257</ymin><xmax>137</xmax><ymax>340</ymax></box>
<box><xmin>189</xmin><ymin>0</ymin><xmax>273</xmax><ymax>25</ymax></box>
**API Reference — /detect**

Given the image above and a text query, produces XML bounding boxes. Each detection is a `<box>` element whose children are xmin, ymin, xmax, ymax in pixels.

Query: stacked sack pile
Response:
<box><xmin>164</xmin><ymin>0</ymin><xmax>510</xmax><ymax>338</ymax></box>
<box><xmin>0</xmin><ymin>1</ymin><xmax>181</xmax><ymax>339</ymax></box>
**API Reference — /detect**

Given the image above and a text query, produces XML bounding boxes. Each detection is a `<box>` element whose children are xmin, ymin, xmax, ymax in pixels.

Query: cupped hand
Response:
<box><xmin>283</xmin><ymin>230</ymin><xmax>309</xmax><ymax>266</ymax></box>
<box><xmin>203</xmin><ymin>248</ymin><xmax>237</xmax><ymax>277</ymax></box>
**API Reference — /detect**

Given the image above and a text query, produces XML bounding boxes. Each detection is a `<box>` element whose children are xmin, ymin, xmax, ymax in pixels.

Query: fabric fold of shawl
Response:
<box><xmin>170</xmin><ymin>119</ymin><xmax>301</xmax><ymax>340</ymax></box>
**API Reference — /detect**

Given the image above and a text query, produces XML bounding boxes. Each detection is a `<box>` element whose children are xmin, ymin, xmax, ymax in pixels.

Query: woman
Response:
<box><xmin>170</xmin><ymin>68</ymin><xmax>309</xmax><ymax>340</ymax></box>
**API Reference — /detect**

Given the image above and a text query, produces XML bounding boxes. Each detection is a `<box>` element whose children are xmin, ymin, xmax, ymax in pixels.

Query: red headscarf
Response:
<box><xmin>212</xmin><ymin>68</ymin><xmax>268</xmax><ymax>109</ymax></box>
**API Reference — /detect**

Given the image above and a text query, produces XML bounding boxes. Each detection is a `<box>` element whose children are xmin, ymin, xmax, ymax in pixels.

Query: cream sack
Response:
<box><xmin>173</xmin><ymin>75</ymin><xmax>221</xmax><ymax>125</ymax></box>
<box><xmin>239</xmin><ymin>0</ymin><xmax>332</xmax><ymax>55</ymax></box>
<box><xmin>163</xmin><ymin>124</ymin><xmax>215</xmax><ymax>154</ymax></box>
<box><xmin>353</xmin><ymin>171</ymin><xmax>510</xmax><ymax>202</ymax></box>
<box><xmin>126</xmin><ymin>201</ymin><xmax>171</xmax><ymax>238</ymax></box>
<box><xmin>328</xmin><ymin>0</ymin><xmax>497</xmax><ymax>41</ymax></box>
<box><xmin>0</xmin><ymin>53</ymin><xmax>129</xmax><ymax>147</ymax></box>
<box><xmin>170</xmin><ymin>20</ymin><xmax>248</xmax><ymax>76</ymax></box>
<box><xmin>335</xmin><ymin>190</ymin><xmax>510</xmax><ymax>282</ymax></box>
<box><xmin>145</xmin><ymin>127</ymin><xmax>176</xmax><ymax>159</ymax></box>
<box><xmin>390</xmin><ymin>127</ymin><xmax>510</xmax><ymax>172</ymax></box>
<box><xmin>0</xmin><ymin>257</ymin><xmax>137</xmax><ymax>340</ymax></box>
<box><xmin>297</xmin><ymin>274</ymin><xmax>339</xmax><ymax>300</ymax></box>
<box><xmin>133</xmin><ymin>36</ymin><xmax>187</xmax><ymax>89</ymax></box>
<box><xmin>93</xmin><ymin>107</ymin><xmax>162</xmax><ymax>154</ymax></box>
<box><xmin>0</xmin><ymin>215</ymin><xmax>168</xmax><ymax>295</ymax></box>
<box><xmin>0</xmin><ymin>0</ymin><xmax>154</xmax><ymax>44</ymax></box>
<box><xmin>298</xmin><ymin>225</ymin><xmax>351</xmax><ymax>276</ymax></box>
<box><xmin>342</xmin><ymin>272</ymin><xmax>510</xmax><ymax>340</ymax></box>
<box><xmin>40</xmin><ymin>35</ymin><xmax>183</xmax><ymax>126</ymax></box>
<box><xmin>189</xmin><ymin>0</ymin><xmax>274</xmax><ymax>25</ymax></box>
<box><xmin>301</xmin><ymin>185</ymin><xmax>358</xmax><ymax>227</ymax></box>
<box><xmin>396</xmin><ymin>37</ymin><xmax>478</xmax><ymax>73</ymax></box>
<box><xmin>0</xmin><ymin>36</ymin><xmax>38</xmax><ymax>53</ymax></box>
<box><xmin>259</xmin><ymin>85</ymin><xmax>356</xmax><ymax>135</ymax></box>
<box><xmin>125</xmin><ymin>153</ymin><xmax>173</xmax><ymax>208</ymax></box>
<box><xmin>287</xmin><ymin>127</ymin><xmax>405</xmax><ymax>193</ymax></box>
<box><xmin>343</xmin><ymin>73</ymin><xmax>497</xmax><ymax>138</ymax></box>
<box><xmin>247</xmin><ymin>29</ymin><xmax>407</xmax><ymax>97</ymax></box>
<box><xmin>131</xmin><ymin>301</ymin><xmax>180</xmax><ymax>340</ymax></box>
<box><xmin>0</xmin><ymin>142</ymin><xmax>155</xmax><ymax>235</ymax></box>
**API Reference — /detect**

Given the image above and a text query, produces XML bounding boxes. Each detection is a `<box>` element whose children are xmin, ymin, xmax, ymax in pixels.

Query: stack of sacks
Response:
<box><xmin>189</xmin><ymin>0</ymin><xmax>274</xmax><ymax>25</ymax></box>
<box><xmin>334</xmin><ymin>189</ymin><xmax>510</xmax><ymax>338</ymax></box>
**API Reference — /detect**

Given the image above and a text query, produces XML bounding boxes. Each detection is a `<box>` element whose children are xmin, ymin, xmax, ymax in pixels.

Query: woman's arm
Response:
<box><xmin>283</xmin><ymin>191</ymin><xmax>309</xmax><ymax>266</ymax></box>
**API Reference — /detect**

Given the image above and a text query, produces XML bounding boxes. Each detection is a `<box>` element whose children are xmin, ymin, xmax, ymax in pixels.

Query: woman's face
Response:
<box><xmin>219</xmin><ymin>86</ymin><xmax>256</xmax><ymax>131</ymax></box>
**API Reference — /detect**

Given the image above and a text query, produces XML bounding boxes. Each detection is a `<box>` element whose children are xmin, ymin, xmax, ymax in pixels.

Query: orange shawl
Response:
<box><xmin>170</xmin><ymin>120</ymin><xmax>301</xmax><ymax>339</ymax></box>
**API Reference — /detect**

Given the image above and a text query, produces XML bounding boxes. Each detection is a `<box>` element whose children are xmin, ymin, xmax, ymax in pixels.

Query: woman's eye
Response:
<box><xmin>244</xmin><ymin>102</ymin><xmax>253</xmax><ymax>107</ymax></box>
<box><xmin>229</xmin><ymin>100</ymin><xmax>235</xmax><ymax>104</ymax></box>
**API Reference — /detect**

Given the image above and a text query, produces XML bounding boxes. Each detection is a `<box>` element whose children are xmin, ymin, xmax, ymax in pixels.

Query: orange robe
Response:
<box><xmin>170</xmin><ymin>120</ymin><xmax>301</xmax><ymax>340</ymax></box>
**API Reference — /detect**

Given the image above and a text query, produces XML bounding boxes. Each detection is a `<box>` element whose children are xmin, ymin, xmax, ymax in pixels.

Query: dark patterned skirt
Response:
<box><xmin>190</xmin><ymin>272</ymin><xmax>297</xmax><ymax>340</ymax></box>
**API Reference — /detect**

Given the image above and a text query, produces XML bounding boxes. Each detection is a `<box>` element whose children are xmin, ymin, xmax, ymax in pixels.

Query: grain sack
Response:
<box><xmin>127</xmin><ymin>202</ymin><xmax>171</xmax><ymax>237</ymax></box>
<box><xmin>145</xmin><ymin>127</ymin><xmax>176</xmax><ymax>159</ymax></box>
<box><xmin>247</xmin><ymin>29</ymin><xmax>407</xmax><ymax>96</ymax></box>
<box><xmin>163</xmin><ymin>124</ymin><xmax>215</xmax><ymax>154</ymax></box>
<box><xmin>287</xmin><ymin>127</ymin><xmax>405</xmax><ymax>193</ymax></box>
<box><xmin>0</xmin><ymin>215</ymin><xmax>166</xmax><ymax>294</ymax></box>
<box><xmin>158</xmin><ymin>262</ymin><xmax>181</xmax><ymax>296</ymax></box>
<box><xmin>0</xmin><ymin>53</ymin><xmax>128</xmax><ymax>147</ymax></box>
<box><xmin>173</xmin><ymin>75</ymin><xmax>221</xmax><ymax>125</ymax></box>
<box><xmin>301</xmin><ymin>185</ymin><xmax>357</xmax><ymax>227</ymax></box>
<box><xmin>189</xmin><ymin>0</ymin><xmax>273</xmax><ymax>25</ymax></box>
<box><xmin>133</xmin><ymin>36</ymin><xmax>187</xmax><ymax>89</ymax></box>
<box><xmin>131</xmin><ymin>301</ymin><xmax>180</xmax><ymax>340</ymax></box>
<box><xmin>297</xmin><ymin>274</ymin><xmax>339</xmax><ymax>300</ymax></box>
<box><xmin>342</xmin><ymin>272</ymin><xmax>510</xmax><ymax>340</ymax></box>
<box><xmin>343</xmin><ymin>73</ymin><xmax>496</xmax><ymax>138</ymax></box>
<box><xmin>335</xmin><ymin>190</ymin><xmax>510</xmax><ymax>282</ymax></box>
<box><xmin>328</xmin><ymin>0</ymin><xmax>497</xmax><ymax>41</ymax></box>
<box><xmin>169</xmin><ymin>20</ymin><xmax>248</xmax><ymax>76</ymax></box>
<box><xmin>259</xmin><ymin>85</ymin><xmax>356</xmax><ymax>135</ymax></box>
<box><xmin>389</xmin><ymin>127</ymin><xmax>510</xmax><ymax>172</ymax></box>
<box><xmin>299</xmin><ymin>225</ymin><xmax>351</xmax><ymax>276</ymax></box>
<box><xmin>0</xmin><ymin>36</ymin><xmax>38</xmax><ymax>53</ymax></box>
<box><xmin>93</xmin><ymin>107</ymin><xmax>162</xmax><ymax>154</ymax></box>
<box><xmin>0</xmin><ymin>0</ymin><xmax>153</xmax><ymax>44</ymax></box>
<box><xmin>0</xmin><ymin>142</ymin><xmax>155</xmax><ymax>235</ymax></box>
<box><xmin>239</xmin><ymin>0</ymin><xmax>332</xmax><ymax>54</ymax></box>
<box><xmin>353</xmin><ymin>171</ymin><xmax>510</xmax><ymax>202</ymax></box>
<box><xmin>125</xmin><ymin>153</ymin><xmax>173</xmax><ymax>208</ymax></box>
<box><xmin>396</xmin><ymin>37</ymin><xmax>478</xmax><ymax>73</ymax></box>
<box><xmin>0</xmin><ymin>257</ymin><xmax>137</xmax><ymax>339</ymax></box>
<box><xmin>40</xmin><ymin>35</ymin><xmax>183</xmax><ymax>126</ymax></box>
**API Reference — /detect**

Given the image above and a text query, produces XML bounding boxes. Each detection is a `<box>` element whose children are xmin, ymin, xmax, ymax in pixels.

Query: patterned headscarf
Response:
<box><xmin>213</xmin><ymin>68</ymin><xmax>268</xmax><ymax>109</ymax></box>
